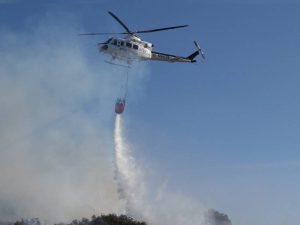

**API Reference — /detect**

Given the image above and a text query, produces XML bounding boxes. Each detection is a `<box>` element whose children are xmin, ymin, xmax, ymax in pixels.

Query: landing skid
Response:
<box><xmin>105</xmin><ymin>60</ymin><xmax>131</xmax><ymax>69</ymax></box>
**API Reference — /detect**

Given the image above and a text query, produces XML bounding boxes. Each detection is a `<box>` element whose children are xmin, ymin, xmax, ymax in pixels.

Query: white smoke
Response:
<box><xmin>0</xmin><ymin>12</ymin><xmax>148</xmax><ymax>223</ymax></box>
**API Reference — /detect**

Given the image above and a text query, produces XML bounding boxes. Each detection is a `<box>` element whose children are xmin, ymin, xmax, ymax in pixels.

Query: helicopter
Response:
<box><xmin>80</xmin><ymin>11</ymin><xmax>205</xmax><ymax>65</ymax></box>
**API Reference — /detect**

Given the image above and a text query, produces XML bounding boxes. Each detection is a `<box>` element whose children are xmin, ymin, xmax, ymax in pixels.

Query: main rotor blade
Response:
<box><xmin>79</xmin><ymin>32</ymin><xmax>127</xmax><ymax>36</ymax></box>
<box><xmin>108</xmin><ymin>11</ymin><xmax>132</xmax><ymax>34</ymax></box>
<box><xmin>134</xmin><ymin>25</ymin><xmax>189</xmax><ymax>34</ymax></box>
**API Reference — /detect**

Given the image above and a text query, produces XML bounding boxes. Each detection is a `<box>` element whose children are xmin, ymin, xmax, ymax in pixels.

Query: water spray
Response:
<box><xmin>112</xmin><ymin>115</ymin><xmax>232</xmax><ymax>225</ymax></box>
<box><xmin>114</xmin><ymin>115</ymin><xmax>144</xmax><ymax>217</ymax></box>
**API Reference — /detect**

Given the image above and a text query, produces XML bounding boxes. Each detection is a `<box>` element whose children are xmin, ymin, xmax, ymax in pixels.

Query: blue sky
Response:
<box><xmin>1</xmin><ymin>1</ymin><xmax>300</xmax><ymax>225</ymax></box>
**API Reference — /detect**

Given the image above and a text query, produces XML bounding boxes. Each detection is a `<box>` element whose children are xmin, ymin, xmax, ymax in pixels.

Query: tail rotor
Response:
<box><xmin>194</xmin><ymin>41</ymin><xmax>206</xmax><ymax>60</ymax></box>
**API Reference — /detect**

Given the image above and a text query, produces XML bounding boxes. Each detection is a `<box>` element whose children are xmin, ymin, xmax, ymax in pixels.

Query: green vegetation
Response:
<box><xmin>13</xmin><ymin>214</ymin><xmax>146</xmax><ymax>225</ymax></box>
<box><xmin>66</xmin><ymin>214</ymin><xmax>146</xmax><ymax>225</ymax></box>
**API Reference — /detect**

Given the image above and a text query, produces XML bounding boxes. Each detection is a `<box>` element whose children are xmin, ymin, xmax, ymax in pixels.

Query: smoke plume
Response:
<box><xmin>0</xmin><ymin>13</ymin><xmax>147</xmax><ymax>223</ymax></box>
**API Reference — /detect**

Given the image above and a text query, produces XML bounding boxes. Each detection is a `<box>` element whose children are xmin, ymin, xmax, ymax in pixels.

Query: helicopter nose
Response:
<box><xmin>97</xmin><ymin>43</ymin><xmax>108</xmax><ymax>52</ymax></box>
<box><xmin>102</xmin><ymin>44</ymin><xmax>108</xmax><ymax>50</ymax></box>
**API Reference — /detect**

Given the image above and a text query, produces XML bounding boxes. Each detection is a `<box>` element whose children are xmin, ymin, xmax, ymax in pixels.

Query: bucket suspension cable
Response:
<box><xmin>123</xmin><ymin>67</ymin><xmax>129</xmax><ymax>99</ymax></box>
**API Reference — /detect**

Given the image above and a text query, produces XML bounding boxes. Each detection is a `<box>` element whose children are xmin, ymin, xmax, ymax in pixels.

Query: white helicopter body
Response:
<box><xmin>97</xmin><ymin>36</ymin><xmax>152</xmax><ymax>63</ymax></box>
<box><xmin>81</xmin><ymin>11</ymin><xmax>205</xmax><ymax>65</ymax></box>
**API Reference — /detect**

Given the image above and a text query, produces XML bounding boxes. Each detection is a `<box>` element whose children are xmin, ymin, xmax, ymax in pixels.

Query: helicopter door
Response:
<box><xmin>117</xmin><ymin>40</ymin><xmax>122</xmax><ymax>47</ymax></box>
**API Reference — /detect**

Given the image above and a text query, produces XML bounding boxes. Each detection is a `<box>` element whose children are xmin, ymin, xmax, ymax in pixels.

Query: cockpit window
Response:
<box><xmin>107</xmin><ymin>38</ymin><xmax>113</xmax><ymax>44</ymax></box>
<box><xmin>113</xmin><ymin>39</ymin><xmax>117</xmax><ymax>45</ymax></box>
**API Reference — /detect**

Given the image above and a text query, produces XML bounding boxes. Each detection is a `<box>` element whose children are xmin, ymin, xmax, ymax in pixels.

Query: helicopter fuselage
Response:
<box><xmin>98</xmin><ymin>36</ymin><xmax>153</xmax><ymax>63</ymax></box>
<box><xmin>81</xmin><ymin>11</ymin><xmax>205</xmax><ymax>65</ymax></box>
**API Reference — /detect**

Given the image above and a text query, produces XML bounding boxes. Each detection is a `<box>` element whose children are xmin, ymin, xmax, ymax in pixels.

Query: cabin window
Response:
<box><xmin>120</xmin><ymin>41</ymin><xmax>124</xmax><ymax>46</ymax></box>
<box><xmin>126</xmin><ymin>42</ymin><xmax>132</xmax><ymax>48</ymax></box>
<box><xmin>113</xmin><ymin>39</ymin><xmax>117</xmax><ymax>45</ymax></box>
<box><xmin>133</xmin><ymin>44</ymin><xmax>139</xmax><ymax>50</ymax></box>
